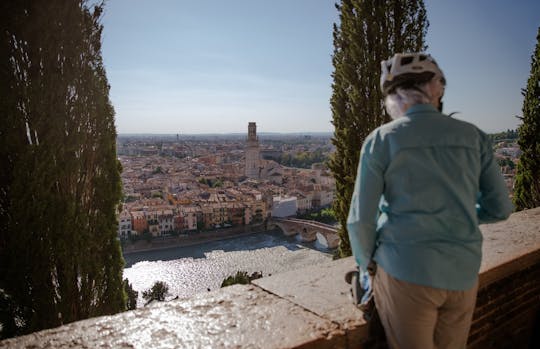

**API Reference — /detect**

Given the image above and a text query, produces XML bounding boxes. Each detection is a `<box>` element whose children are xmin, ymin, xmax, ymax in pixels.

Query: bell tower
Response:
<box><xmin>245</xmin><ymin>122</ymin><xmax>260</xmax><ymax>178</ymax></box>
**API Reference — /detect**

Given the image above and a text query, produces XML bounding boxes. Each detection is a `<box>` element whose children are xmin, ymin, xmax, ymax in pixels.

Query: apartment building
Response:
<box><xmin>118</xmin><ymin>210</ymin><xmax>132</xmax><ymax>238</ymax></box>
<box><xmin>131</xmin><ymin>211</ymin><xmax>147</xmax><ymax>234</ymax></box>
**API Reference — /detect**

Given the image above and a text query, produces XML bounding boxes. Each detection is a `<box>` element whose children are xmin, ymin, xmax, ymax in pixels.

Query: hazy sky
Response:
<box><xmin>101</xmin><ymin>0</ymin><xmax>540</xmax><ymax>134</ymax></box>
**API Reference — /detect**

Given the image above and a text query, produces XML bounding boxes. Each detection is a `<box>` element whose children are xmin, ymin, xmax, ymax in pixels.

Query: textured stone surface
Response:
<box><xmin>253</xmin><ymin>257</ymin><xmax>368</xmax><ymax>348</ymax></box>
<box><xmin>0</xmin><ymin>285</ymin><xmax>345</xmax><ymax>349</ymax></box>
<box><xmin>1</xmin><ymin>208</ymin><xmax>538</xmax><ymax>349</ymax></box>
<box><xmin>479</xmin><ymin>207</ymin><xmax>540</xmax><ymax>287</ymax></box>
<box><xmin>253</xmin><ymin>257</ymin><xmax>362</xmax><ymax>325</ymax></box>
<box><xmin>254</xmin><ymin>208</ymin><xmax>540</xmax><ymax>321</ymax></box>
<box><xmin>254</xmin><ymin>208</ymin><xmax>540</xmax><ymax>347</ymax></box>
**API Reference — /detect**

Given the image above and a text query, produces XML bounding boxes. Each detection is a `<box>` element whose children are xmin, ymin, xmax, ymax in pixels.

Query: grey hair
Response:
<box><xmin>384</xmin><ymin>78</ymin><xmax>444</xmax><ymax>120</ymax></box>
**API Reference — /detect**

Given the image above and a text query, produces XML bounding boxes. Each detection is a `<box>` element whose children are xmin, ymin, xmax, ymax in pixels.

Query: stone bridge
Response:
<box><xmin>1</xmin><ymin>208</ymin><xmax>539</xmax><ymax>348</ymax></box>
<box><xmin>271</xmin><ymin>217</ymin><xmax>340</xmax><ymax>249</ymax></box>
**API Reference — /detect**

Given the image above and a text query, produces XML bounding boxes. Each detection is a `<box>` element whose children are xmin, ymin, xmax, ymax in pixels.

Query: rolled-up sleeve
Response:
<box><xmin>477</xmin><ymin>136</ymin><xmax>514</xmax><ymax>223</ymax></box>
<box><xmin>347</xmin><ymin>136</ymin><xmax>384</xmax><ymax>271</ymax></box>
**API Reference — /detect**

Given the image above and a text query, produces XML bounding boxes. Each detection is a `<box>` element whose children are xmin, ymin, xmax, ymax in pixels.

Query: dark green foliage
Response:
<box><xmin>0</xmin><ymin>0</ymin><xmax>125</xmax><ymax>338</ymax></box>
<box><xmin>197</xmin><ymin>177</ymin><xmax>222</xmax><ymax>188</ymax></box>
<box><xmin>497</xmin><ymin>158</ymin><xmax>515</xmax><ymax>170</ymax></box>
<box><xmin>489</xmin><ymin>129</ymin><xmax>518</xmax><ymax>142</ymax></box>
<box><xmin>124</xmin><ymin>279</ymin><xmax>138</xmax><ymax>311</ymax></box>
<box><xmin>124</xmin><ymin>195</ymin><xmax>139</xmax><ymax>203</ymax></box>
<box><xmin>514</xmin><ymin>27</ymin><xmax>540</xmax><ymax>211</ymax></box>
<box><xmin>329</xmin><ymin>0</ymin><xmax>428</xmax><ymax>257</ymax></box>
<box><xmin>253</xmin><ymin>209</ymin><xmax>263</xmax><ymax>224</ymax></box>
<box><xmin>297</xmin><ymin>208</ymin><xmax>337</xmax><ymax>225</ymax></box>
<box><xmin>142</xmin><ymin>231</ymin><xmax>153</xmax><ymax>242</ymax></box>
<box><xmin>0</xmin><ymin>290</ymin><xmax>20</xmax><ymax>338</ymax></box>
<box><xmin>275</xmin><ymin>149</ymin><xmax>329</xmax><ymax>168</ymax></box>
<box><xmin>221</xmin><ymin>271</ymin><xmax>263</xmax><ymax>287</ymax></box>
<box><xmin>142</xmin><ymin>281</ymin><xmax>169</xmax><ymax>305</ymax></box>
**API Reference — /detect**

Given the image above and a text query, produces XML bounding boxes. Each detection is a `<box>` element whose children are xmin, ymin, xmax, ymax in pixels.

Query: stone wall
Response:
<box><xmin>1</xmin><ymin>208</ymin><xmax>539</xmax><ymax>349</ymax></box>
<box><xmin>467</xmin><ymin>207</ymin><xmax>540</xmax><ymax>349</ymax></box>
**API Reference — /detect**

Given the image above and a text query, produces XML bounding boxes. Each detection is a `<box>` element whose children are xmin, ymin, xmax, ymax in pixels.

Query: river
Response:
<box><xmin>123</xmin><ymin>229</ymin><xmax>334</xmax><ymax>306</ymax></box>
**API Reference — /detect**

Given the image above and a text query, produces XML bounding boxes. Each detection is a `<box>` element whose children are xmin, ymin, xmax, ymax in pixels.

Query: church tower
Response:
<box><xmin>245</xmin><ymin>122</ymin><xmax>260</xmax><ymax>178</ymax></box>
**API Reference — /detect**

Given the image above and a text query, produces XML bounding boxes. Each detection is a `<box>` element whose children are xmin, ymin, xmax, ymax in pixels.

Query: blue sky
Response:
<box><xmin>101</xmin><ymin>0</ymin><xmax>540</xmax><ymax>134</ymax></box>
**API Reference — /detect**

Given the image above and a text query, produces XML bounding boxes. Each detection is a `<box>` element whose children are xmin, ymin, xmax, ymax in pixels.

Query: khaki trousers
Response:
<box><xmin>373</xmin><ymin>267</ymin><xmax>478</xmax><ymax>349</ymax></box>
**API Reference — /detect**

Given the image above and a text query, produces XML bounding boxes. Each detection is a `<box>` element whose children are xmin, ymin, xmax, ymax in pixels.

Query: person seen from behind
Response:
<box><xmin>347</xmin><ymin>52</ymin><xmax>513</xmax><ymax>349</ymax></box>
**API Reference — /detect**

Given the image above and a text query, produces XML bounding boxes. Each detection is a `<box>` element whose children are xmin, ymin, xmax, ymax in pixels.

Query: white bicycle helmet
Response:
<box><xmin>380</xmin><ymin>53</ymin><xmax>445</xmax><ymax>95</ymax></box>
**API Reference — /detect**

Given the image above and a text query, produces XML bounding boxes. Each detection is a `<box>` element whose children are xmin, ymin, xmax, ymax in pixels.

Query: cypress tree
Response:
<box><xmin>124</xmin><ymin>279</ymin><xmax>139</xmax><ymax>311</ymax></box>
<box><xmin>0</xmin><ymin>1</ymin><xmax>125</xmax><ymax>338</ymax></box>
<box><xmin>513</xmin><ymin>27</ymin><xmax>540</xmax><ymax>211</ymax></box>
<box><xmin>329</xmin><ymin>0</ymin><xmax>428</xmax><ymax>257</ymax></box>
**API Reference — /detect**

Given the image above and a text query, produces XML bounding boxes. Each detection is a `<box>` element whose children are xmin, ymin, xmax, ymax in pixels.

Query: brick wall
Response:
<box><xmin>1</xmin><ymin>208</ymin><xmax>538</xmax><ymax>349</ymax></box>
<box><xmin>468</xmin><ymin>261</ymin><xmax>540</xmax><ymax>348</ymax></box>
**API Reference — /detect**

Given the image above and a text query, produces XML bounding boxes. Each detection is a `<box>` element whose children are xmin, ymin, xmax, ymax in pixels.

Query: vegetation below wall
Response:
<box><xmin>221</xmin><ymin>271</ymin><xmax>264</xmax><ymax>287</ymax></box>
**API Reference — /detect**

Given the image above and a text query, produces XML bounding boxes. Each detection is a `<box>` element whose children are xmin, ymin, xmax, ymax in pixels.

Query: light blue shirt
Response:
<box><xmin>347</xmin><ymin>104</ymin><xmax>513</xmax><ymax>291</ymax></box>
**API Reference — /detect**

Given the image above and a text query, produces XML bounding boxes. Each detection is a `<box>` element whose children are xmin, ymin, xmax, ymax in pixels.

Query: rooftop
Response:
<box><xmin>1</xmin><ymin>207</ymin><xmax>539</xmax><ymax>348</ymax></box>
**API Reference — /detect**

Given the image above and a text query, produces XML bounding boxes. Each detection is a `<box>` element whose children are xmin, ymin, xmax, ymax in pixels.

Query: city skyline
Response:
<box><xmin>101</xmin><ymin>0</ymin><xmax>540</xmax><ymax>134</ymax></box>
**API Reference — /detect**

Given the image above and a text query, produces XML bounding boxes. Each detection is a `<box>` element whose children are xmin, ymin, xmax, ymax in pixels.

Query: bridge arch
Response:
<box><xmin>271</xmin><ymin>218</ymin><xmax>339</xmax><ymax>248</ymax></box>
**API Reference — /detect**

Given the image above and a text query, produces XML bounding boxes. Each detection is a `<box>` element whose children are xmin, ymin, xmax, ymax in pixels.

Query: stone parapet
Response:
<box><xmin>469</xmin><ymin>207</ymin><xmax>540</xmax><ymax>348</ymax></box>
<box><xmin>1</xmin><ymin>208</ymin><xmax>539</xmax><ymax>348</ymax></box>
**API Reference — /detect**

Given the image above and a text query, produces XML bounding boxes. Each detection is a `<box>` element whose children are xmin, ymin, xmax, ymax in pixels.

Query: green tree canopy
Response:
<box><xmin>489</xmin><ymin>129</ymin><xmax>519</xmax><ymax>142</ymax></box>
<box><xmin>142</xmin><ymin>281</ymin><xmax>170</xmax><ymax>305</ymax></box>
<box><xmin>221</xmin><ymin>271</ymin><xmax>263</xmax><ymax>287</ymax></box>
<box><xmin>329</xmin><ymin>0</ymin><xmax>428</xmax><ymax>257</ymax></box>
<box><xmin>124</xmin><ymin>279</ymin><xmax>139</xmax><ymax>311</ymax></box>
<box><xmin>514</xmin><ymin>27</ymin><xmax>540</xmax><ymax>211</ymax></box>
<box><xmin>0</xmin><ymin>0</ymin><xmax>125</xmax><ymax>338</ymax></box>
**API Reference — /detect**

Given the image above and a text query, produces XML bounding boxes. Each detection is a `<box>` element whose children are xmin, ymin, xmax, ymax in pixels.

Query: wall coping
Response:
<box><xmin>1</xmin><ymin>208</ymin><xmax>539</xmax><ymax>348</ymax></box>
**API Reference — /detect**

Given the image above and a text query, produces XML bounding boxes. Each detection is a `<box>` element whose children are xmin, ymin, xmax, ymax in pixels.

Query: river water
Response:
<box><xmin>123</xmin><ymin>229</ymin><xmax>334</xmax><ymax>306</ymax></box>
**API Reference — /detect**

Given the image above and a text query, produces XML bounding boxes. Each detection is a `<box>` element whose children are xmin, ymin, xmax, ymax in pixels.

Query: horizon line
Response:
<box><xmin>117</xmin><ymin>131</ymin><xmax>335</xmax><ymax>136</ymax></box>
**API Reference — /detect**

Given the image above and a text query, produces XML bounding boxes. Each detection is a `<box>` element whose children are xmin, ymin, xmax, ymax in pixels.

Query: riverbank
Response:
<box><xmin>122</xmin><ymin>224</ymin><xmax>272</xmax><ymax>255</ymax></box>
